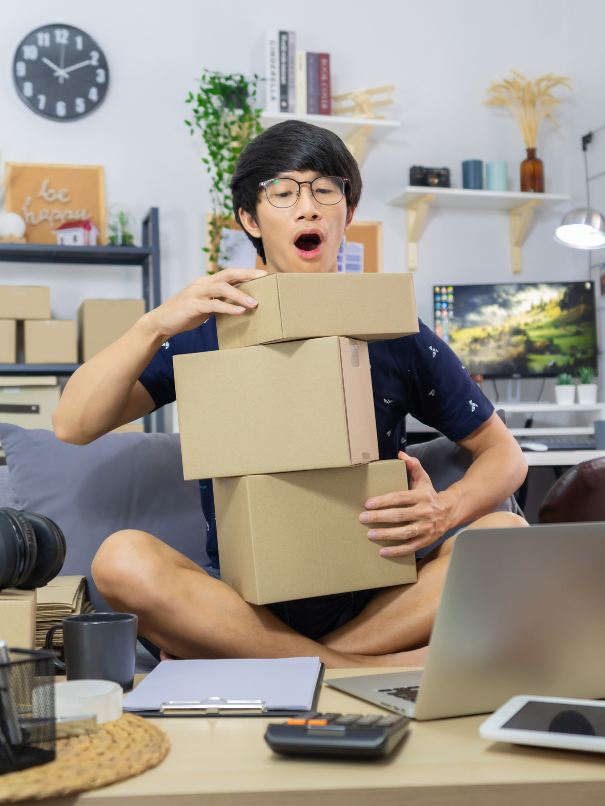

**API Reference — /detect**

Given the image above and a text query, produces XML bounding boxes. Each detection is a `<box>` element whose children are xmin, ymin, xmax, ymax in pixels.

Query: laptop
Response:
<box><xmin>328</xmin><ymin>523</ymin><xmax>605</xmax><ymax>720</ymax></box>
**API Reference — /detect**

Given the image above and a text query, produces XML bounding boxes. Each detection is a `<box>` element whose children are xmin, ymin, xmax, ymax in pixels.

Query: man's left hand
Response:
<box><xmin>359</xmin><ymin>452</ymin><xmax>450</xmax><ymax>556</ymax></box>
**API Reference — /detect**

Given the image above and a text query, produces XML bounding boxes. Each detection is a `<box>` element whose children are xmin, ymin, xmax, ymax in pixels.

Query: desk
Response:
<box><xmin>525</xmin><ymin>449</ymin><xmax>605</xmax><ymax>467</ymax></box>
<box><xmin>30</xmin><ymin>668</ymin><xmax>605</xmax><ymax>806</ymax></box>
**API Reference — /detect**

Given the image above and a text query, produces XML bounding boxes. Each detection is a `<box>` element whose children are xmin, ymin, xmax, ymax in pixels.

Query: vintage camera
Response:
<box><xmin>409</xmin><ymin>166</ymin><xmax>451</xmax><ymax>188</ymax></box>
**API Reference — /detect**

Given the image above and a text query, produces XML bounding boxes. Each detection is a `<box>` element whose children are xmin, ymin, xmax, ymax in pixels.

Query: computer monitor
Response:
<box><xmin>433</xmin><ymin>281</ymin><xmax>597</xmax><ymax>378</ymax></box>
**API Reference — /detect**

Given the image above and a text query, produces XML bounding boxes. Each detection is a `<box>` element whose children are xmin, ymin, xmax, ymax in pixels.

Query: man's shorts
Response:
<box><xmin>204</xmin><ymin>564</ymin><xmax>378</xmax><ymax>641</ymax></box>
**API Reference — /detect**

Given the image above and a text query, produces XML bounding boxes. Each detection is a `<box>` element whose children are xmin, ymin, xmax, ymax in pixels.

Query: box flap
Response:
<box><xmin>339</xmin><ymin>338</ymin><xmax>379</xmax><ymax>465</ymax></box>
<box><xmin>216</xmin><ymin>275</ymin><xmax>284</xmax><ymax>349</ymax></box>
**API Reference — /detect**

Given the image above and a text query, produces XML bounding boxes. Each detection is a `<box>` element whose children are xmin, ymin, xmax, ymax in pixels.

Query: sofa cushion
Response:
<box><xmin>0</xmin><ymin>424</ymin><xmax>208</xmax><ymax>611</ymax></box>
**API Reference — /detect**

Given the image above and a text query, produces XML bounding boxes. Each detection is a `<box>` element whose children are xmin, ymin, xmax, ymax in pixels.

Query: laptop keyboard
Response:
<box><xmin>377</xmin><ymin>685</ymin><xmax>420</xmax><ymax>702</ymax></box>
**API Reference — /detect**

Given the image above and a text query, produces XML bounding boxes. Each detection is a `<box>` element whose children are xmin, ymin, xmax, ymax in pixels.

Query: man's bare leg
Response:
<box><xmin>319</xmin><ymin>511</ymin><xmax>528</xmax><ymax>660</ymax></box>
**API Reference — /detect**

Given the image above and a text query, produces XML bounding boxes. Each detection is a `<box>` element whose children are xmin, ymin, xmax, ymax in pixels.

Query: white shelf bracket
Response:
<box><xmin>344</xmin><ymin>125</ymin><xmax>372</xmax><ymax>164</ymax></box>
<box><xmin>509</xmin><ymin>199</ymin><xmax>541</xmax><ymax>274</ymax></box>
<box><xmin>406</xmin><ymin>193</ymin><xmax>434</xmax><ymax>271</ymax></box>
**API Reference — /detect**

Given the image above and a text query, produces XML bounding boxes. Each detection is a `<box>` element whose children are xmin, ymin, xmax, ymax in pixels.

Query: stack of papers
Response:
<box><xmin>35</xmin><ymin>576</ymin><xmax>93</xmax><ymax>649</ymax></box>
<box><xmin>123</xmin><ymin>657</ymin><xmax>322</xmax><ymax>713</ymax></box>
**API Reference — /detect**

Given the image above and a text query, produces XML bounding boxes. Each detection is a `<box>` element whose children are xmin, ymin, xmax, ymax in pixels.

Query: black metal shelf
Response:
<box><xmin>0</xmin><ymin>208</ymin><xmax>164</xmax><ymax>433</ymax></box>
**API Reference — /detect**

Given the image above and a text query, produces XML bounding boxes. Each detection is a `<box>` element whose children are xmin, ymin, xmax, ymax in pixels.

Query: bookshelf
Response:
<box><xmin>260</xmin><ymin>112</ymin><xmax>400</xmax><ymax>163</ymax></box>
<box><xmin>388</xmin><ymin>187</ymin><xmax>570</xmax><ymax>273</ymax></box>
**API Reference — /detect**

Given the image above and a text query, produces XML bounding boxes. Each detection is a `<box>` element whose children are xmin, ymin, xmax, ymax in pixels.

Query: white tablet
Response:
<box><xmin>480</xmin><ymin>695</ymin><xmax>605</xmax><ymax>753</ymax></box>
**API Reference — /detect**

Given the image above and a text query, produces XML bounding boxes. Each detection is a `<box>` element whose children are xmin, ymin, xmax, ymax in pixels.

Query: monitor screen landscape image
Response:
<box><xmin>433</xmin><ymin>282</ymin><xmax>597</xmax><ymax>378</ymax></box>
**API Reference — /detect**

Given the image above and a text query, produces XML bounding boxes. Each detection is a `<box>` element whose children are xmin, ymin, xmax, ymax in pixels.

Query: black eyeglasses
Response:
<box><xmin>259</xmin><ymin>176</ymin><xmax>349</xmax><ymax>208</ymax></box>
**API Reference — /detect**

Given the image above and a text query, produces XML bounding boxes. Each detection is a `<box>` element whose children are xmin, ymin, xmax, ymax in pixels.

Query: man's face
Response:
<box><xmin>239</xmin><ymin>169</ymin><xmax>355</xmax><ymax>274</ymax></box>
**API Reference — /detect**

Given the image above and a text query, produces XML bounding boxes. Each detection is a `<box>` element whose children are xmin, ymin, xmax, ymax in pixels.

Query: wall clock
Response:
<box><xmin>13</xmin><ymin>24</ymin><xmax>109</xmax><ymax>122</ymax></box>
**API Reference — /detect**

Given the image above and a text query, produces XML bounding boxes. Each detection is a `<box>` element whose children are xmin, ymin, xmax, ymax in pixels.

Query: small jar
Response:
<box><xmin>107</xmin><ymin>204</ymin><xmax>136</xmax><ymax>246</ymax></box>
<box><xmin>520</xmin><ymin>148</ymin><xmax>544</xmax><ymax>193</ymax></box>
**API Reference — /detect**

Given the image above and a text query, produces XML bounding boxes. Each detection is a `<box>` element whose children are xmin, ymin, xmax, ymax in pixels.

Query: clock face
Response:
<box><xmin>13</xmin><ymin>24</ymin><xmax>109</xmax><ymax>122</ymax></box>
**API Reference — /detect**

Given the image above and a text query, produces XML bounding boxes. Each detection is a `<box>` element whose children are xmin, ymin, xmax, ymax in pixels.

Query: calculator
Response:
<box><xmin>264</xmin><ymin>712</ymin><xmax>410</xmax><ymax>758</ymax></box>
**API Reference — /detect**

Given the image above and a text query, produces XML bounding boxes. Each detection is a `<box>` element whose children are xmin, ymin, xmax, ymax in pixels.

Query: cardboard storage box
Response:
<box><xmin>214</xmin><ymin>459</ymin><xmax>417</xmax><ymax>604</ymax></box>
<box><xmin>0</xmin><ymin>383</ymin><xmax>61</xmax><ymax>431</ymax></box>
<box><xmin>0</xmin><ymin>286</ymin><xmax>51</xmax><ymax>320</ymax></box>
<box><xmin>24</xmin><ymin>320</ymin><xmax>77</xmax><ymax>364</ymax></box>
<box><xmin>0</xmin><ymin>589</ymin><xmax>36</xmax><ymax>649</ymax></box>
<box><xmin>78</xmin><ymin>299</ymin><xmax>146</xmax><ymax>362</ymax></box>
<box><xmin>175</xmin><ymin>336</ymin><xmax>379</xmax><ymax>479</ymax></box>
<box><xmin>216</xmin><ymin>273</ymin><xmax>418</xmax><ymax>350</ymax></box>
<box><xmin>0</xmin><ymin>321</ymin><xmax>16</xmax><ymax>363</ymax></box>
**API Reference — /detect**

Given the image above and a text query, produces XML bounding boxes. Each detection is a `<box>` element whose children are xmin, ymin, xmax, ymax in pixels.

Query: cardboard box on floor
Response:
<box><xmin>0</xmin><ymin>589</ymin><xmax>36</xmax><ymax>649</ymax></box>
<box><xmin>0</xmin><ymin>287</ymin><xmax>50</xmax><ymax>320</ymax></box>
<box><xmin>214</xmin><ymin>459</ymin><xmax>417</xmax><ymax>604</ymax></box>
<box><xmin>24</xmin><ymin>320</ymin><xmax>77</xmax><ymax>364</ymax></box>
<box><xmin>0</xmin><ymin>321</ymin><xmax>16</xmax><ymax>363</ymax></box>
<box><xmin>78</xmin><ymin>299</ymin><xmax>146</xmax><ymax>363</ymax></box>
<box><xmin>175</xmin><ymin>336</ymin><xmax>379</xmax><ymax>479</ymax></box>
<box><xmin>0</xmin><ymin>384</ymin><xmax>61</xmax><ymax>431</ymax></box>
<box><xmin>216</xmin><ymin>273</ymin><xmax>419</xmax><ymax>350</ymax></box>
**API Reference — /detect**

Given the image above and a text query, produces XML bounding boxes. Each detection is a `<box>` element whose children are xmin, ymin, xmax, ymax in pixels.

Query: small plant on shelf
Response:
<box><xmin>185</xmin><ymin>70</ymin><xmax>263</xmax><ymax>273</ymax></box>
<box><xmin>577</xmin><ymin>366</ymin><xmax>596</xmax><ymax>385</ymax></box>
<box><xmin>556</xmin><ymin>373</ymin><xmax>573</xmax><ymax>385</ymax></box>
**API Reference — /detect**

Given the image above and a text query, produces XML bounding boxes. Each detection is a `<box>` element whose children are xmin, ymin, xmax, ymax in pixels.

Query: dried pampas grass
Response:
<box><xmin>485</xmin><ymin>71</ymin><xmax>572</xmax><ymax>148</ymax></box>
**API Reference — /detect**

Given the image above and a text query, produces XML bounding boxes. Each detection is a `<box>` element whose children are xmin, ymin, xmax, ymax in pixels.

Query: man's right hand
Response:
<box><xmin>145</xmin><ymin>268</ymin><xmax>267</xmax><ymax>340</ymax></box>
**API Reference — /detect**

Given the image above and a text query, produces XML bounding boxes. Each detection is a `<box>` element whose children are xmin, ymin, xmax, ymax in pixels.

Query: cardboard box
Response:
<box><xmin>0</xmin><ymin>287</ymin><xmax>50</xmax><ymax>320</ymax></box>
<box><xmin>0</xmin><ymin>589</ymin><xmax>36</xmax><ymax>649</ymax></box>
<box><xmin>0</xmin><ymin>321</ymin><xmax>16</xmax><ymax>364</ymax></box>
<box><xmin>216</xmin><ymin>273</ymin><xmax>418</xmax><ymax>350</ymax></box>
<box><xmin>78</xmin><ymin>299</ymin><xmax>146</xmax><ymax>362</ymax></box>
<box><xmin>214</xmin><ymin>459</ymin><xmax>417</xmax><ymax>604</ymax></box>
<box><xmin>24</xmin><ymin>320</ymin><xmax>77</xmax><ymax>364</ymax></box>
<box><xmin>175</xmin><ymin>336</ymin><xmax>379</xmax><ymax>479</ymax></box>
<box><xmin>0</xmin><ymin>385</ymin><xmax>61</xmax><ymax>431</ymax></box>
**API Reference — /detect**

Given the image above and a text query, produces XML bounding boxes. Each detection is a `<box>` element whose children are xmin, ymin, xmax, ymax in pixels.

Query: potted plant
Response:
<box><xmin>555</xmin><ymin>373</ymin><xmax>575</xmax><ymax>405</ymax></box>
<box><xmin>576</xmin><ymin>367</ymin><xmax>598</xmax><ymax>405</ymax></box>
<box><xmin>185</xmin><ymin>70</ymin><xmax>263</xmax><ymax>273</ymax></box>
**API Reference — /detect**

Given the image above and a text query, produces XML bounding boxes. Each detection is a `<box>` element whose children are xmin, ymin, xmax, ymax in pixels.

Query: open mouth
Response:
<box><xmin>294</xmin><ymin>232</ymin><xmax>323</xmax><ymax>256</ymax></box>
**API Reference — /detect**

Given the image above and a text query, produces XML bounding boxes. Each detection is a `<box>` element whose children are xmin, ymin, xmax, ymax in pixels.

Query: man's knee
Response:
<box><xmin>92</xmin><ymin>530</ymin><xmax>164</xmax><ymax>610</ymax></box>
<box><xmin>468</xmin><ymin>511</ymin><xmax>529</xmax><ymax>530</ymax></box>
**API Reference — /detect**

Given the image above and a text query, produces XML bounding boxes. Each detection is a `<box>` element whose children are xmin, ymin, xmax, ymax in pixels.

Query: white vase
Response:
<box><xmin>555</xmin><ymin>385</ymin><xmax>575</xmax><ymax>405</ymax></box>
<box><xmin>577</xmin><ymin>384</ymin><xmax>598</xmax><ymax>405</ymax></box>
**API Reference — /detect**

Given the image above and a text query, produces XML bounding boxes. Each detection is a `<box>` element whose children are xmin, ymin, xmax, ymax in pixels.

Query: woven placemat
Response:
<box><xmin>0</xmin><ymin>713</ymin><xmax>170</xmax><ymax>803</ymax></box>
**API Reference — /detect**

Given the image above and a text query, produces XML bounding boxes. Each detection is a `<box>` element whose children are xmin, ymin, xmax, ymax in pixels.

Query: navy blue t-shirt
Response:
<box><xmin>139</xmin><ymin>316</ymin><xmax>494</xmax><ymax>569</ymax></box>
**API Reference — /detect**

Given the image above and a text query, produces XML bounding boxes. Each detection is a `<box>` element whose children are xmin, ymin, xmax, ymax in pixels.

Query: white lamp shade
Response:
<box><xmin>555</xmin><ymin>207</ymin><xmax>605</xmax><ymax>249</ymax></box>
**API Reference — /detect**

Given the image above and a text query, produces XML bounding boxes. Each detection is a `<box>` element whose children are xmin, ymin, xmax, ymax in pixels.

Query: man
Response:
<box><xmin>54</xmin><ymin>121</ymin><xmax>528</xmax><ymax>668</ymax></box>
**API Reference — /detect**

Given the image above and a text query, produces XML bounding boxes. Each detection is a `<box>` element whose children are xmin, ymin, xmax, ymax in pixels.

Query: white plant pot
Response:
<box><xmin>555</xmin><ymin>385</ymin><xmax>575</xmax><ymax>406</ymax></box>
<box><xmin>577</xmin><ymin>384</ymin><xmax>598</xmax><ymax>405</ymax></box>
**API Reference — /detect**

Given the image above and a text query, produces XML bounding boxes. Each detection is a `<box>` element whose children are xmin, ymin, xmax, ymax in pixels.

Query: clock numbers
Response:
<box><xmin>54</xmin><ymin>29</ymin><xmax>69</xmax><ymax>45</ymax></box>
<box><xmin>88</xmin><ymin>87</ymin><xmax>98</xmax><ymax>102</ymax></box>
<box><xmin>56</xmin><ymin>101</ymin><xmax>66</xmax><ymax>117</ymax></box>
<box><xmin>90</xmin><ymin>51</ymin><xmax>100</xmax><ymax>66</ymax></box>
<box><xmin>15</xmin><ymin>61</ymin><xmax>26</xmax><ymax>77</ymax></box>
<box><xmin>37</xmin><ymin>95</ymin><xmax>46</xmax><ymax>110</ymax></box>
<box><xmin>36</xmin><ymin>32</ymin><xmax>50</xmax><ymax>47</ymax></box>
<box><xmin>75</xmin><ymin>98</ymin><xmax>85</xmax><ymax>113</ymax></box>
<box><xmin>75</xmin><ymin>35</ymin><xmax>83</xmax><ymax>50</ymax></box>
<box><xmin>22</xmin><ymin>45</ymin><xmax>38</xmax><ymax>60</ymax></box>
<box><xmin>23</xmin><ymin>82</ymin><xmax>33</xmax><ymax>97</ymax></box>
<box><xmin>96</xmin><ymin>69</ymin><xmax>106</xmax><ymax>83</ymax></box>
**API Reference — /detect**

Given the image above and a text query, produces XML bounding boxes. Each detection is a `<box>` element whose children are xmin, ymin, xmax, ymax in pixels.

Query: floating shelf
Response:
<box><xmin>497</xmin><ymin>402</ymin><xmax>605</xmax><ymax>414</ymax></box>
<box><xmin>524</xmin><ymin>450</ymin><xmax>605</xmax><ymax>466</ymax></box>
<box><xmin>509</xmin><ymin>427</ymin><xmax>595</xmax><ymax>437</ymax></box>
<box><xmin>260</xmin><ymin>112</ymin><xmax>400</xmax><ymax>163</ymax></box>
<box><xmin>387</xmin><ymin>186</ymin><xmax>570</xmax><ymax>273</ymax></box>
<box><xmin>0</xmin><ymin>243</ymin><xmax>153</xmax><ymax>266</ymax></box>
<box><xmin>0</xmin><ymin>364</ymin><xmax>81</xmax><ymax>375</ymax></box>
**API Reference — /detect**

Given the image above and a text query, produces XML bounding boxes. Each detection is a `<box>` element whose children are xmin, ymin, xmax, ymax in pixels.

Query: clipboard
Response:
<box><xmin>129</xmin><ymin>662</ymin><xmax>325</xmax><ymax>718</ymax></box>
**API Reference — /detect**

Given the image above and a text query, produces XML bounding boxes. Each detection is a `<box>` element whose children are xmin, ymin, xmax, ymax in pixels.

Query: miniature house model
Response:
<box><xmin>54</xmin><ymin>220</ymin><xmax>100</xmax><ymax>247</ymax></box>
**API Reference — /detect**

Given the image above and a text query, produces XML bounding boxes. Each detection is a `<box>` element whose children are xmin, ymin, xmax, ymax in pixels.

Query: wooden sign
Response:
<box><xmin>5</xmin><ymin>163</ymin><xmax>105</xmax><ymax>244</ymax></box>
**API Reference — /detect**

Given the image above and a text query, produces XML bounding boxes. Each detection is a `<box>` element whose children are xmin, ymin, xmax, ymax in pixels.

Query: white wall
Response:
<box><xmin>1</xmin><ymin>0</ymin><xmax>602</xmax><ymax>423</ymax></box>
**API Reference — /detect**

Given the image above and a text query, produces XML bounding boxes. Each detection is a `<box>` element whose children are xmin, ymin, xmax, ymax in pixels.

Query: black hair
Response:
<box><xmin>231</xmin><ymin>120</ymin><xmax>362</xmax><ymax>263</ymax></box>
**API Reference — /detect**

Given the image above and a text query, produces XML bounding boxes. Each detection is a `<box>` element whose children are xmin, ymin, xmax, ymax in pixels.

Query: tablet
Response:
<box><xmin>480</xmin><ymin>696</ymin><xmax>605</xmax><ymax>753</ymax></box>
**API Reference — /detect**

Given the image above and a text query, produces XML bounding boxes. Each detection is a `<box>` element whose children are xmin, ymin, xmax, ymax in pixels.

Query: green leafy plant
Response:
<box><xmin>185</xmin><ymin>70</ymin><xmax>264</xmax><ymax>273</ymax></box>
<box><xmin>556</xmin><ymin>373</ymin><xmax>574</xmax><ymax>386</ymax></box>
<box><xmin>577</xmin><ymin>366</ymin><xmax>596</xmax><ymax>385</ymax></box>
<box><xmin>108</xmin><ymin>210</ymin><xmax>134</xmax><ymax>246</ymax></box>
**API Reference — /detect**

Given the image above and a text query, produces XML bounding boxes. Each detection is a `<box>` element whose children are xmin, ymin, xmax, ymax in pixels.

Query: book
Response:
<box><xmin>288</xmin><ymin>32</ymin><xmax>296</xmax><ymax>112</ymax></box>
<box><xmin>318</xmin><ymin>53</ymin><xmax>331</xmax><ymax>115</ymax></box>
<box><xmin>255</xmin><ymin>30</ymin><xmax>279</xmax><ymax>113</ymax></box>
<box><xmin>306</xmin><ymin>52</ymin><xmax>320</xmax><ymax>114</ymax></box>
<box><xmin>279</xmin><ymin>31</ymin><xmax>289</xmax><ymax>112</ymax></box>
<box><xmin>295</xmin><ymin>51</ymin><xmax>307</xmax><ymax>114</ymax></box>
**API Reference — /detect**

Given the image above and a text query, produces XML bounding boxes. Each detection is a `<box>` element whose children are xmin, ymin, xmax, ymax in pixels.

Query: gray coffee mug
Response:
<box><xmin>45</xmin><ymin>613</ymin><xmax>137</xmax><ymax>690</ymax></box>
<box><xmin>594</xmin><ymin>420</ymin><xmax>605</xmax><ymax>450</ymax></box>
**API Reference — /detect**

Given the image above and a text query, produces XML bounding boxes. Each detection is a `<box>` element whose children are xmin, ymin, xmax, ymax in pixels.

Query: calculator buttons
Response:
<box><xmin>375</xmin><ymin>715</ymin><xmax>405</xmax><ymax>727</ymax></box>
<box><xmin>334</xmin><ymin>714</ymin><xmax>363</xmax><ymax>725</ymax></box>
<box><xmin>354</xmin><ymin>715</ymin><xmax>382</xmax><ymax>727</ymax></box>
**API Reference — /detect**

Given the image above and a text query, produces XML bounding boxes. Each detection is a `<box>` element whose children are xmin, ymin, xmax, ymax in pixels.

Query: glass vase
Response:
<box><xmin>520</xmin><ymin>148</ymin><xmax>544</xmax><ymax>193</ymax></box>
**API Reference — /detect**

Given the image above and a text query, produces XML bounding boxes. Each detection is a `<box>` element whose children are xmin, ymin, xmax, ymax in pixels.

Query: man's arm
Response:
<box><xmin>359</xmin><ymin>412</ymin><xmax>528</xmax><ymax>556</ymax></box>
<box><xmin>54</xmin><ymin>268</ymin><xmax>266</xmax><ymax>445</ymax></box>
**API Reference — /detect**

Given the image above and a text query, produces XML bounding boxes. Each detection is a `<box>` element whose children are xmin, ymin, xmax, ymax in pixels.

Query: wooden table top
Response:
<box><xmin>27</xmin><ymin>668</ymin><xmax>605</xmax><ymax>806</ymax></box>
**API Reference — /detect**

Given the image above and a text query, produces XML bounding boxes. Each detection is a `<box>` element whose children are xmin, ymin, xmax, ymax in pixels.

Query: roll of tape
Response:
<box><xmin>55</xmin><ymin>680</ymin><xmax>123</xmax><ymax>724</ymax></box>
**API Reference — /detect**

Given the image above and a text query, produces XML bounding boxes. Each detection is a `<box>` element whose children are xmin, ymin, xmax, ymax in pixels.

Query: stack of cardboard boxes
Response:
<box><xmin>175</xmin><ymin>273</ymin><xmax>421</xmax><ymax>605</ymax></box>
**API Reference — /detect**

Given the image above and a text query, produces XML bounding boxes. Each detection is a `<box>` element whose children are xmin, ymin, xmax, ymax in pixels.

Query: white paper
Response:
<box><xmin>123</xmin><ymin>657</ymin><xmax>321</xmax><ymax>712</ymax></box>
<box><xmin>218</xmin><ymin>228</ymin><xmax>258</xmax><ymax>269</ymax></box>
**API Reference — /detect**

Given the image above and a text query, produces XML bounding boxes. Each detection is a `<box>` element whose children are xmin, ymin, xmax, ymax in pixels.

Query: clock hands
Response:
<box><xmin>42</xmin><ymin>57</ymin><xmax>69</xmax><ymax>80</ymax></box>
<box><xmin>62</xmin><ymin>59</ymin><xmax>93</xmax><ymax>74</ymax></box>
